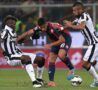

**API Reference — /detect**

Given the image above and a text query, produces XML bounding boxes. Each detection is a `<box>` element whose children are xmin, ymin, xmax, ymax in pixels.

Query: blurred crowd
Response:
<box><xmin>0</xmin><ymin>0</ymin><xmax>96</xmax><ymax>4</ymax></box>
<box><xmin>0</xmin><ymin>0</ymin><xmax>97</xmax><ymax>46</ymax></box>
<box><xmin>0</xmin><ymin>0</ymin><xmax>97</xmax><ymax>33</ymax></box>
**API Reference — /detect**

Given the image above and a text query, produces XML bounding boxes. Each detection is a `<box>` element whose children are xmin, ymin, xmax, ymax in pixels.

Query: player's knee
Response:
<box><xmin>21</xmin><ymin>59</ymin><xmax>31</xmax><ymax>65</ymax></box>
<box><xmin>21</xmin><ymin>55</ymin><xmax>32</xmax><ymax>65</ymax></box>
<box><xmin>91</xmin><ymin>60</ymin><xmax>97</xmax><ymax>66</ymax></box>
<box><xmin>49</xmin><ymin>62</ymin><xmax>55</xmax><ymax>68</ymax></box>
<box><xmin>82</xmin><ymin>61</ymin><xmax>91</xmax><ymax>70</ymax></box>
<box><xmin>58</xmin><ymin>52</ymin><xmax>67</xmax><ymax>61</ymax></box>
<box><xmin>58</xmin><ymin>54</ymin><xmax>66</xmax><ymax>62</ymax></box>
<box><xmin>35</xmin><ymin>56</ymin><xmax>45</xmax><ymax>67</ymax></box>
<box><xmin>20</xmin><ymin>55</ymin><xmax>31</xmax><ymax>61</ymax></box>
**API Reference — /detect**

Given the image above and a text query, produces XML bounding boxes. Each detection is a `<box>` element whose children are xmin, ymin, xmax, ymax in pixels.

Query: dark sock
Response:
<box><xmin>48</xmin><ymin>62</ymin><xmax>55</xmax><ymax>81</ymax></box>
<box><xmin>61</xmin><ymin>57</ymin><xmax>74</xmax><ymax>70</ymax></box>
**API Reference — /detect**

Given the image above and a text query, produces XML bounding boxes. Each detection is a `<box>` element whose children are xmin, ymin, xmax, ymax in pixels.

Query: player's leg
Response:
<box><xmin>47</xmin><ymin>45</ymin><xmax>59</xmax><ymax>87</ymax></box>
<box><xmin>48</xmin><ymin>52</ymin><xmax>58</xmax><ymax>86</ymax></box>
<box><xmin>58</xmin><ymin>35</ymin><xmax>74</xmax><ymax>80</ymax></box>
<box><xmin>35</xmin><ymin>53</ymin><xmax>45</xmax><ymax>81</ymax></box>
<box><xmin>91</xmin><ymin>43</ymin><xmax>98</xmax><ymax>72</ymax></box>
<box><xmin>58</xmin><ymin>48</ymin><xmax>74</xmax><ymax>80</ymax></box>
<box><xmin>23</xmin><ymin>52</ymin><xmax>46</xmax><ymax>86</ymax></box>
<box><xmin>24</xmin><ymin>52</ymin><xmax>45</xmax><ymax>80</ymax></box>
<box><xmin>34</xmin><ymin>55</ymin><xmax>45</xmax><ymax>85</ymax></box>
<box><xmin>82</xmin><ymin>45</ymin><xmax>98</xmax><ymax>87</ymax></box>
<box><xmin>10</xmin><ymin>53</ymin><xmax>42</xmax><ymax>88</ymax></box>
<box><xmin>92</xmin><ymin>60</ymin><xmax>98</xmax><ymax>72</ymax></box>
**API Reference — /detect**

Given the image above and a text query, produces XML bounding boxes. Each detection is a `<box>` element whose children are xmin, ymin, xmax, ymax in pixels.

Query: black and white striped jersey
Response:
<box><xmin>0</xmin><ymin>25</ymin><xmax>22</xmax><ymax>56</ymax></box>
<box><xmin>74</xmin><ymin>12</ymin><xmax>98</xmax><ymax>45</ymax></box>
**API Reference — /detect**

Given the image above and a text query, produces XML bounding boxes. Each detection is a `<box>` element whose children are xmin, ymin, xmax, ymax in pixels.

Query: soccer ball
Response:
<box><xmin>70</xmin><ymin>75</ymin><xmax>82</xmax><ymax>86</ymax></box>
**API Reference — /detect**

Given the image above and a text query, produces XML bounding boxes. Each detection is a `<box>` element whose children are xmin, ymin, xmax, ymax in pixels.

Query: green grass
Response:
<box><xmin>0</xmin><ymin>69</ymin><xmax>97</xmax><ymax>90</ymax></box>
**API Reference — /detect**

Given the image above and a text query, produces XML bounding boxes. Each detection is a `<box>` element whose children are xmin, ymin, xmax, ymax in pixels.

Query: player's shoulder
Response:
<box><xmin>48</xmin><ymin>22</ymin><xmax>62</xmax><ymax>28</ymax></box>
<box><xmin>81</xmin><ymin>12</ymin><xmax>90</xmax><ymax>18</ymax></box>
<box><xmin>78</xmin><ymin>12</ymin><xmax>91</xmax><ymax>22</ymax></box>
<box><xmin>1</xmin><ymin>26</ymin><xmax>9</xmax><ymax>34</ymax></box>
<box><xmin>47</xmin><ymin>22</ymin><xmax>52</xmax><ymax>26</ymax></box>
<box><xmin>4</xmin><ymin>25</ymin><xmax>13</xmax><ymax>33</ymax></box>
<box><xmin>80</xmin><ymin>12</ymin><xmax>86</xmax><ymax>19</ymax></box>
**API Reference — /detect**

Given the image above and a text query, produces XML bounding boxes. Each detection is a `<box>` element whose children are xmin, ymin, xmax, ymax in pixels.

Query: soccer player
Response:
<box><xmin>18</xmin><ymin>18</ymin><xmax>75</xmax><ymax>87</ymax></box>
<box><xmin>0</xmin><ymin>15</ymin><xmax>45</xmax><ymax>88</ymax></box>
<box><xmin>64</xmin><ymin>2</ymin><xmax>98</xmax><ymax>87</ymax></box>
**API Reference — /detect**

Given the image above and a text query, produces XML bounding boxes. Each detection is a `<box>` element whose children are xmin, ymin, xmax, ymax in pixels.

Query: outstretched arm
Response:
<box><xmin>64</xmin><ymin>20</ymin><xmax>85</xmax><ymax>30</ymax></box>
<box><xmin>16</xmin><ymin>29</ymin><xmax>34</xmax><ymax>43</ymax></box>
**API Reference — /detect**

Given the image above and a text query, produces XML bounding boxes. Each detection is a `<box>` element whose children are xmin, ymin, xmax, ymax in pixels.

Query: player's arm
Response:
<box><xmin>51</xmin><ymin>35</ymin><xmax>65</xmax><ymax>46</ymax></box>
<box><xmin>16</xmin><ymin>29</ymin><xmax>34</xmax><ymax>43</ymax></box>
<box><xmin>51</xmin><ymin>22</ymin><xmax>64</xmax><ymax>30</ymax></box>
<box><xmin>44</xmin><ymin>35</ymin><xmax>65</xmax><ymax>49</ymax></box>
<box><xmin>64</xmin><ymin>20</ymin><xmax>86</xmax><ymax>30</ymax></box>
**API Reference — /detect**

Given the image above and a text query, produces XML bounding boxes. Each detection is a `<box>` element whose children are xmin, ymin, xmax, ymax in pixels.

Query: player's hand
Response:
<box><xmin>44</xmin><ymin>44</ymin><xmax>51</xmax><ymax>49</ymax></box>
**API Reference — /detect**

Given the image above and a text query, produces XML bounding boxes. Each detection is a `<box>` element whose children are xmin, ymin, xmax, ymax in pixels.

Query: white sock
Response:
<box><xmin>36</xmin><ymin>67</ymin><xmax>44</xmax><ymax>79</ymax></box>
<box><xmin>25</xmin><ymin>64</ymin><xmax>36</xmax><ymax>82</ymax></box>
<box><xmin>89</xmin><ymin>65</ymin><xmax>98</xmax><ymax>81</ymax></box>
<box><xmin>94</xmin><ymin>62</ymin><xmax>98</xmax><ymax>72</ymax></box>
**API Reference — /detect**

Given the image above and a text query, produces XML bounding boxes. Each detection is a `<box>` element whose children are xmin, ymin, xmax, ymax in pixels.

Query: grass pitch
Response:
<box><xmin>0</xmin><ymin>69</ymin><xmax>97</xmax><ymax>90</ymax></box>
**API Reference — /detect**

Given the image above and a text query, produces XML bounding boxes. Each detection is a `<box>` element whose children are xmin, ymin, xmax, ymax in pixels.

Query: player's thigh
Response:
<box><xmin>7</xmin><ymin>59</ymin><xmax>22</xmax><ymax>66</ymax></box>
<box><xmin>49</xmin><ymin>52</ymin><xmax>58</xmax><ymax>63</ymax></box>
<box><xmin>6</xmin><ymin>54</ymin><xmax>22</xmax><ymax>66</ymax></box>
<box><xmin>59</xmin><ymin>42</ymin><xmax>71</xmax><ymax>59</ymax></box>
<box><xmin>23</xmin><ymin>52</ymin><xmax>36</xmax><ymax>63</ymax></box>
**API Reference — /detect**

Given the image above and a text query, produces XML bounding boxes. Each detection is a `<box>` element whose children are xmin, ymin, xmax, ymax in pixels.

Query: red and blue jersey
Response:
<box><xmin>46</xmin><ymin>22</ymin><xmax>71</xmax><ymax>41</ymax></box>
<box><xmin>31</xmin><ymin>22</ymin><xmax>71</xmax><ymax>42</ymax></box>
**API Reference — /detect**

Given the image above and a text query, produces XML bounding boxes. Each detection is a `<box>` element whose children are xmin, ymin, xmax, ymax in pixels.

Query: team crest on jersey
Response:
<box><xmin>60</xmin><ymin>43</ymin><xmax>69</xmax><ymax>49</ymax></box>
<box><xmin>60</xmin><ymin>43</ymin><xmax>65</xmax><ymax>48</ymax></box>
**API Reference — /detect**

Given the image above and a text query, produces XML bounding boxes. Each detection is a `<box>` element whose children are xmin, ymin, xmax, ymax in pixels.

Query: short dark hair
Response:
<box><xmin>38</xmin><ymin>17</ymin><xmax>46</xmax><ymax>26</ymax></box>
<box><xmin>2</xmin><ymin>15</ymin><xmax>17</xmax><ymax>28</ymax></box>
<box><xmin>3</xmin><ymin>15</ymin><xmax>17</xmax><ymax>22</ymax></box>
<box><xmin>73</xmin><ymin>2</ymin><xmax>84</xmax><ymax>8</ymax></box>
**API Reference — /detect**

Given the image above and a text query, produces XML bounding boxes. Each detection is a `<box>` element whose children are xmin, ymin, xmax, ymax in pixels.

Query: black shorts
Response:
<box><xmin>51</xmin><ymin>34</ymin><xmax>72</xmax><ymax>54</ymax></box>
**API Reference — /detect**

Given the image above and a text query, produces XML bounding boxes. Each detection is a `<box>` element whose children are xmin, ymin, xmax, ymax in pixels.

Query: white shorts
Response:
<box><xmin>83</xmin><ymin>43</ymin><xmax>98</xmax><ymax>62</ymax></box>
<box><xmin>5</xmin><ymin>52</ymin><xmax>36</xmax><ymax>66</ymax></box>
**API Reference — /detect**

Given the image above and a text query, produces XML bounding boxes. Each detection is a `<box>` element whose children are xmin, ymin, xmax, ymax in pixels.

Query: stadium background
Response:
<box><xmin>0</xmin><ymin>0</ymin><xmax>98</xmax><ymax>69</ymax></box>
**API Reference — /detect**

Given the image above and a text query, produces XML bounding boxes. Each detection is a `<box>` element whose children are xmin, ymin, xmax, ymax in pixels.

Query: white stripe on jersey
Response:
<box><xmin>6</xmin><ymin>35</ymin><xmax>12</xmax><ymax>54</ymax></box>
<box><xmin>74</xmin><ymin>12</ymin><xmax>98</xmax><ymax>45</ymax></box>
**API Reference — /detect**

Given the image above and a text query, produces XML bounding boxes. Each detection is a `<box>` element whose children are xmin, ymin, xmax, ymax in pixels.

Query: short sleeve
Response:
<box><xmin>79</xmin><ymin>13</ymin><xmax>87</xmax><ymax>23</ymax></box>
<box><xmin>0</xmin><ymin>29</ymin><xmax>8</xmax><ymax>39</ymax></box>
